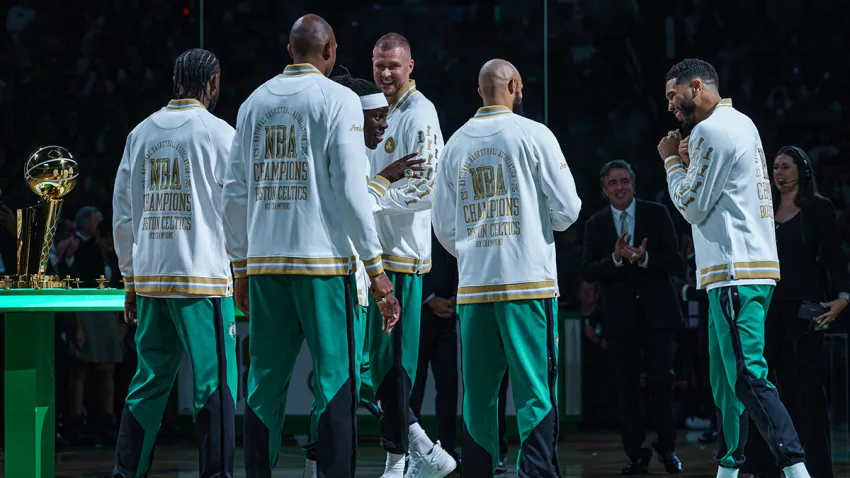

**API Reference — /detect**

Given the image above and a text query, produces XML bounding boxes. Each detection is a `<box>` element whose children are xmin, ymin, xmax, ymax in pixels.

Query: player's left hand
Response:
<box><xmin>378</xmin><ymin>294</ymin><xmax>401</xmax><ymax>335</ymax></box>
<box><xmin>622</xmin><ymin>237</ymin><xmax>648</xmax><ymax>264</ymax></box>
<box><xmin>815</xmin><ymin>297</ymin><xmax>849</xmax><ymax>327</ymax></box>
<box><xmin>658</xmin><ymin>130</ymin><xmax>682</xmax><ymax>161</ymax></box>
<box><xmin>124</xmin><ymin>290</ymin><xmax>138</xmax><ymax>325</ymax></box>
<box><xmin>379</xmin><ymin>153</ymin><xmax>426</xmax><ymax>183</ymax></box>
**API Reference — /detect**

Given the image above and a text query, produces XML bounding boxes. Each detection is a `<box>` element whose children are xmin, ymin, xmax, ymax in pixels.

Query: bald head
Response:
<box><xmin>374</xmin><ymin>32</ymin><xmax>411</xmax><ymax>58</ymax></box>
<box><xmin>289</xmin><ymin>14</ymin><xmax>334</xmax><ymax>57</ymax></box>
<box><xmin>478</xmin><ymin>59</ymin><xmax>519</xmax><ymax>96</ymax></box>
<box><xmin>288</xmin><ymin>14</ymin><xmax>337</xmax><ymax>76</ymax></box>
<box><xmin>477</xmin><ymin>59</ymin><xmax>524</xmax><ymax>113</ymax></box>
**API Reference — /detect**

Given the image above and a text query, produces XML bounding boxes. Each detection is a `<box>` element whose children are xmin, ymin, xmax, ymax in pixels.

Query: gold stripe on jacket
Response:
<box><xmin>457</xmin><ymin>280</ymin><xmax>558</xmax><ymax>305</ymax></box>
<box><xmin>698</xmin><ymin>261</ymin><xmax>780</xmax><ymax>288</ymax></box>
<box><xmin>381</xmin><ymin>254</ymin><xmax>431</xmax><ymax>274</ymax></box>
<box><xmin>132</xmin><ymin>275</ymin><xmax>232</xmax><ymax>297</ymax></box>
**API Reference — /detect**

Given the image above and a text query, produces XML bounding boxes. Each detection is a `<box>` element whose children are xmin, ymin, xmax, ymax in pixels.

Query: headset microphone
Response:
<box><xmin>778</xmin><ymin>178</ymin><xmax>799</xmax><ymax>186</ymax></box>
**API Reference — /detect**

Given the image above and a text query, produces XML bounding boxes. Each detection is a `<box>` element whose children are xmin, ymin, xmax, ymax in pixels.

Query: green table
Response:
<box><xmin>0</xmin><ymin>288</ymin><xmax>125</xmax><ymax>478</ymax></box>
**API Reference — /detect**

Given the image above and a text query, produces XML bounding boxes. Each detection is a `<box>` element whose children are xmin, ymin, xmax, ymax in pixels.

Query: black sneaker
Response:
<box><xmin>496</xmin><ymin>455</ymin><xmax>507</xmax><ymax>475</ymax></box>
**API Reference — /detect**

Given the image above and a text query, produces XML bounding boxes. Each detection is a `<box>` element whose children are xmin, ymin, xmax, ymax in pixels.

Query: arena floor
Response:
<box><xmin>7</xmin><ymin>431</ymin><xmax>847</xmax><ymax>477</ymax></box>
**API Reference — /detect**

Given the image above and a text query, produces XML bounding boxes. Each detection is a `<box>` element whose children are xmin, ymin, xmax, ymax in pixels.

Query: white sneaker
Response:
<box><xmin>303</xmin><ymin>458</ymin><xmax>316</xmax><ymax>478</ymax></box>
<box><xmin>404</xmin><ymin>441</ymin><xmax>457</xmax><ymax>478</ymax></box>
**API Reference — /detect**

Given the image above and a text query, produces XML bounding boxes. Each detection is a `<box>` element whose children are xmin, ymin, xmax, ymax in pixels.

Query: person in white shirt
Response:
<box><xmin>365</xmin><ymin>33</ymin><xmax>455</xmax><ymax>478</ymax></box>
<box><xmin>111</xmin><ymin>48</ymin><xmax>237</xmax><ymax>478</ymax></box>
<box><xmin>658</xmin><ymin>58</ymin><xmax>810</xmax><ymax>478</ymax></box>
<box><xmin>432</xmin><ymin>59</ymin><xmax>581</xmax><ymax>477</ymax></box>
<box><xmin>221</xmin><ymin>14</ymin><xmax>399</xmax><ymax>478</ymax></box>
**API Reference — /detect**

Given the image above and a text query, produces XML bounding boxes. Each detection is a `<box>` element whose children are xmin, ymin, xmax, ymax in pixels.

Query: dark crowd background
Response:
<box><xmin>1</xmin><ymin>0</ymin><xmax>849</xmax><ymax>451</ymax></box>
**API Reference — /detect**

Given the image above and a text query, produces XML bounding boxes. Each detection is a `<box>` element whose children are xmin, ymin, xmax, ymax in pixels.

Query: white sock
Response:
<box><xmin>782</xmin><ymin>463</ymin><xmax>811</xmax><ymax>478</ymax></box>
<box><xmin>384</xmin><ymin>453</ymin><xmax>405</xmax><ymax>476</ymax></box>
<box><xmin>408</xmin><ymin>422</ymin><xmax>434</xmax><ymax>455</ymax></box>
<box><xmin>716</xmin><ymin>467</ymin><xmax>739</xmax><ymax>478</ymax></box>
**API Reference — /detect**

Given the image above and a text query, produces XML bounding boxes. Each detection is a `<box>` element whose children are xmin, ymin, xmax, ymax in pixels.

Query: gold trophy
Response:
<box><xmin>2</xmin><ymin>146</ymin><xmax>79</xmax><ymax>289</ymax></box>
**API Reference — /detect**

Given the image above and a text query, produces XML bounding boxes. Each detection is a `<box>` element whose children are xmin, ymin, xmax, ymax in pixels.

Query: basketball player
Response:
<box><xmin>659</xmin><ymin>58</ymin><xmax>810</xmax><ymax>478</ymax></box>
<box><xmin>301</xmin><ymin>72</ymin><xmax>427</xmax><ymax>477</ymax></box>
<box><xmin>112</xmin><ymin>48</ymin><xmax>237</xmax><ymax>478</ymax></box>
<box><xmin>367</xmin><ymin>32</ymin><xmax>456</xmax><ymax>478</ymax></box>
<box><xmin>221</xmin><ymin>14</ymin><xmax>399</xmax><ymax>478</ymax></box>
<box><xmin>432</xmin><ymin>59</ymin><xmax>581</xmax><ymax>477</ymax></box>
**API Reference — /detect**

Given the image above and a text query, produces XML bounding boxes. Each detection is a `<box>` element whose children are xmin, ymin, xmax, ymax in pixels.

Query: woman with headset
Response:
<box><xmin>742</xmin><ymin>146</ymin><xmax>849</xmax><ymax>478</ymax></box>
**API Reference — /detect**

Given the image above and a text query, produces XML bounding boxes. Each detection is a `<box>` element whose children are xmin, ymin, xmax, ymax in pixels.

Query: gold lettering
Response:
<box><xmin>264</xmin><ymin>124</ymin><xmax>298</xmax><ymax>159</ymax></box>
<box><xmin>495</xmin><ymin>164</ymin><xmax>507</xmax><ymax>196</ymax></box>
<box><xmin>149</xmin><ymin>158</ymin><xmax>161</xmax><ymax>191</ymax></box>
<box><xmin>760</xmin><ymin>204</ymin><xmax>774</xmax><ymax>219</ymax></box>
<box><xmin>159</xmin><ymin>157</ymin><xmax>170</xmax><ymax>190</ymax></box>
<box><xmin>756</xmin><ymin>182</ymin><xmax>772</xmax><ymax>201</ymax></box>
<box><xmin>287</xmin><ymin>124</ymin><xmax>297</xmax><ymax>158</ymax></box>
<box><xmin>170</xmin><ymin>157</ymin><xmax>181</xmax><ymax>189</ymax></box>
<box><xmin>470</xmin><ymin>165</ymin><xmax>508</xmax><ymax>200</ymax></box>
<box><xmin>275</xmin><ymin>125</ymin><xmax>286</xmax><ymax>158</ymax></box>
<box><xmin>264</xmin><ymin>126</ymin><xmax>275</xmax><ymax>159</ymax></box>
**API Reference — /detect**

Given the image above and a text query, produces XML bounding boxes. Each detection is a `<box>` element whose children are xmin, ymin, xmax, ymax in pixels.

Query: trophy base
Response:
<box><xmin>0</xmin><ymin>275</ymin><xmax>79</xmax><ymax>290</ymax></box>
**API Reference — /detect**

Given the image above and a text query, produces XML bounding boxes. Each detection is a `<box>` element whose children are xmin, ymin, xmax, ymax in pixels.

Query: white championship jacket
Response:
<box><xmin>432</xmin><ymin>105</ymin><xmax>582</xmax><ymax>304</ymax></box>
<box><xmin>365</xmin><ymin>81</ymin><xmax>442</xmax><ymax>275</ymax></box>
<box><xmin>222</xmin><ymin>64</ymin><xmax>385</xmax><ymax>280</ymax></box>
<box><xmin>665</xmin><ymin>98</ymin><xmax>780</xmax><ymax>290</ymax></box>
<box><xmin>112</xmin><ymin>98</ymin><xmax>235</xmax><ymax>297</ymax></box>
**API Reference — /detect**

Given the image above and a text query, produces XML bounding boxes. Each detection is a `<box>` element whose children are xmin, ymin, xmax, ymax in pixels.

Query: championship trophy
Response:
<box><xmin>1</xmin><ymin>146</ymin><xmax>79</xmax><ymax>289</ymax></box>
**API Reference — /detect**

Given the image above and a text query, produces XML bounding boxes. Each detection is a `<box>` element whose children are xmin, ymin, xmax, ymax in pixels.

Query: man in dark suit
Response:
<box><xmin>410</xmin><ymin>231</ymin><xmax>460</xmax><ymax>462</ymax></box>
<box><xmin>580</xmin><ymin>160</ymin><xmax>684</xmax><ymax>474</ymax></box>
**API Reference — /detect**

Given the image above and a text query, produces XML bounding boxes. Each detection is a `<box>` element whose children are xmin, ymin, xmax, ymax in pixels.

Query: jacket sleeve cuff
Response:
<box><xmin>664</xmin><ymin>155</ymin><xmax>685</xmax><ymax>175</ymax></box>
<box><xmin>232</xmin><ymin>260</ymin><xmax>248</xmax><ymax>279</ymax></box>
<box><xmin>612</xmin><ymin>252</ymin><xmax>623</xmax><ymax>267</ymax></box>
<box><xmin>123</xmin><ymin>276</ymin><xmax>135</xmax><ymax>293</ymax></box>
<box><xmin>361</xmin><ymin>256</ymin><xmax>385</xmax><ymax>277</ymax></box>
<box><xmin>368</xmin><ymin>176</ymin><xmax>391</xmax><ymax>196</ymax></box>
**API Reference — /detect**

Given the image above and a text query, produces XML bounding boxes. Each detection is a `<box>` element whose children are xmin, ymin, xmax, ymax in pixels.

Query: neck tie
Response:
<box><xmin>620</xmin><ymin>211</ymin><xmax>628</xmax><ymax>237</ymax></box>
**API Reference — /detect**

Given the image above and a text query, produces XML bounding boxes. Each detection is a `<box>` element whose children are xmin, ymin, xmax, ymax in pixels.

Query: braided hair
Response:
<box><xmin>172</xmin><ymin>48</ymin><xmax>220</xmax><ymax>101</ymax></box>
<box><xmin>331</xmin><ymin>66</ymin><xmax>381</xmax><ymax>97</ymax></box>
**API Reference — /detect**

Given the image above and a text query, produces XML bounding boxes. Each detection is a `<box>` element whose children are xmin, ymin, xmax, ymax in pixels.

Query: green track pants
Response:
<box><xmin>242</xmin><ymin>274</ymin><xmax>359</xmax><ymax>478</ymax></box>
<box><xmin>458</xmin><ymin>299</ymin><xmax>561</xmax><ymax>477</ymax></box>
<box><xmin>114</xmin><ymin>296</ymin><xmax>237</xmax><ymax>478</ymax></box>
<box><xmin>367</xmin><ymin>271</ymin><xmax>422</xmax><ymax>454</ymax></box>
<box><xmin>707</xmin><ymin>285</ymin><xmax>805</xmax><ymax>470</ymax></box>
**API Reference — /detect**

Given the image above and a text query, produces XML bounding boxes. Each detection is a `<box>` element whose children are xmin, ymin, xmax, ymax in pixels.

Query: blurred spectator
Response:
<box><xmin>61</xmin><ymin>206</ymin><xmax>124</xmax><ymax>446</ymax></box>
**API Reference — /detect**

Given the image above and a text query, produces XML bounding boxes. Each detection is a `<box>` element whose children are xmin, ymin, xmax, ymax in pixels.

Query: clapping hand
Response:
<box><xmin>623</xmin><ymin>238</ymin><xmax>648</xmax><ymax>264</ymax></box>
<box><xmin>613</xmin><ymin>231</ymin><xmax>631</xmax><ymax>263</ymax></box>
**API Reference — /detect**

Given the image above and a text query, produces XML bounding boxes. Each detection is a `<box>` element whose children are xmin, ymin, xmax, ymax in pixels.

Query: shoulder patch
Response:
<box><xmin>384</xmin><ymin>137</ymin><xmax>396</xmax><ymax>153</ymax></box>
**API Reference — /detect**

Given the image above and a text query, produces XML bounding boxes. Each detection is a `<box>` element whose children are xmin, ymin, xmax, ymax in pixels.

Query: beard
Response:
<box><xmin>512</xmin><ymin>91</ymin><xmax>524</xmax><ymax>116</ymax></box>
<box><xmin>678</xmin><ymin>93</ymin><xmax>697</xmax><ymax>135</ymax></box>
